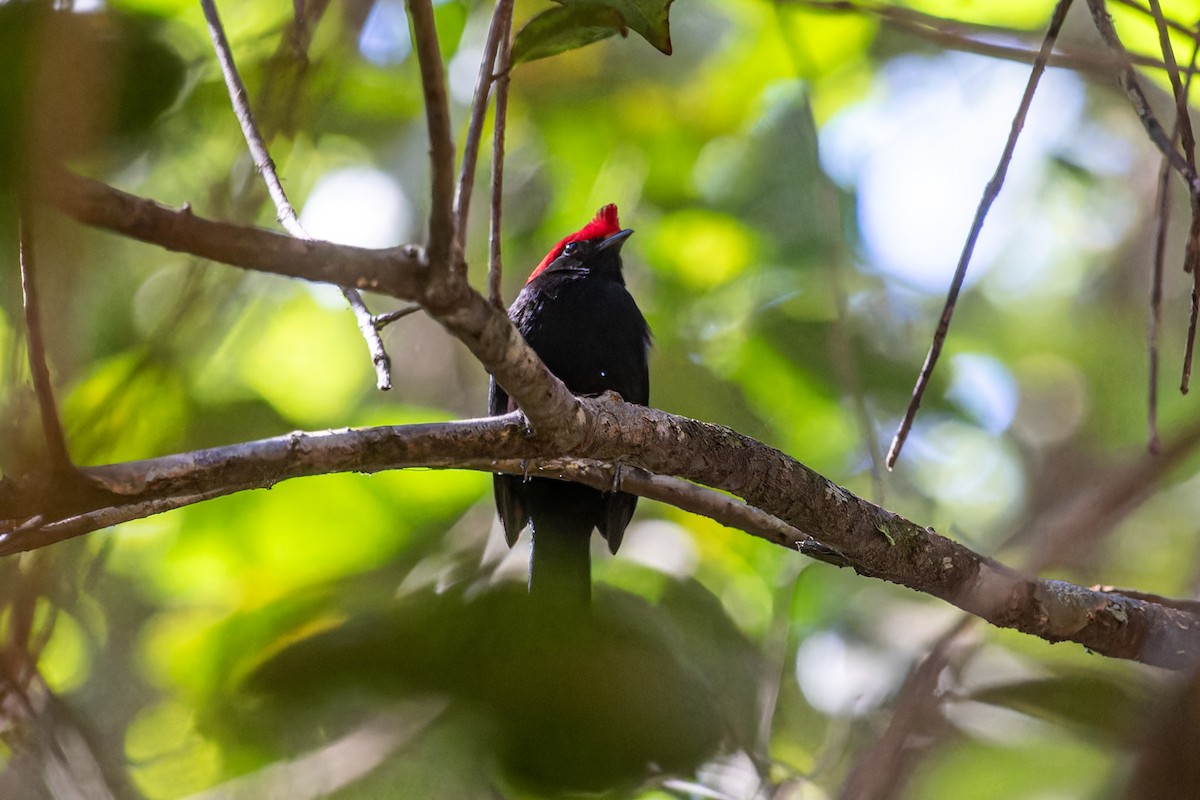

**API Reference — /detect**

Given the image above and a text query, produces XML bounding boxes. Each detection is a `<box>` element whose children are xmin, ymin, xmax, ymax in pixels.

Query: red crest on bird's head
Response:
<box><xmin>526</xmin><ymin>204</ymin><xmax>622</xmax><ymax>284</ymax></box>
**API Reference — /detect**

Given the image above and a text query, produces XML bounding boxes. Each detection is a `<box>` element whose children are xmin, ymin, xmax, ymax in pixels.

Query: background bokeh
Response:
<box><xmin>2</xmin><ymin>0</ymin><xmax>1199</xmax><ymax>797</ymax></box>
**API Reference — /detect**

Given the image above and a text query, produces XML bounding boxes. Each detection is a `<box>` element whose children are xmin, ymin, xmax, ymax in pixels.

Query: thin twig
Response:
<box><xmin>200</xmin><ymin>0</ymin><xmax>396</xmax><ymax>389</ymax></box>
<box><xmin>1149</xmin><ymin>34</ymin><xmax>1199</xmax><ymax>442</ymax></box>
<box><xmin>18</xmin><ymin>201</ymin><xmax>72</xmax><ymax>474</ymax></box>
<box><xmin>408</xmin><ymin>0</ymin><xmax>458</xmax><ymax>277</ymax></box>
<box><xmin>453</xmin><ymin>0</ymin><xmax>515</xmax><ymax>250</ymax></box>
<box><xmin>488</xmin><ymin>8</ymin><xmax>515</xmax><ymax>308</ymax></box>
<box><xmin>1086</xmin><ymin>0</ymin><xmax>1198</xmax><ymax>188</ymax></box>
<box><xmin>1146</xmin><ymin>0</ymin><xmax>1197</xmax><ymax>174</ymax></box>
<box><xmin>1150</xmin><ymin>154</ymin><xmax>1172</xmax><ymax>449</ymax></box>
<box><xmin>372</xmin><ymin>305</ymin><xmax>422</xmax><ymax>328</ymax></box>
<box><xmin>886</xmin><ymin>0</ymin><xmax>1074</xmax><ymax>469</ymax></box>
<box><xmin>1186</xmin><ymin>270</ymin><xmax>1200</xmax><ymax>392</ymax></box>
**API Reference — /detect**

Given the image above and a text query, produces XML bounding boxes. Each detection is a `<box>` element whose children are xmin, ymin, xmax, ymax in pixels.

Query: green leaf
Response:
<box><xmin>968</xmin><ymin>671</ymin><xmax>1145</xmax><ymax>743</ymax></box>
<box><xmin>511</xmin><ymin>3</ymin><xmax>627</xmax><ymax>66</ymax></box>
<box><xmin>572</xmin><ymin>0</ymin><xmax>673</xmax><ymax>55</ymax></box>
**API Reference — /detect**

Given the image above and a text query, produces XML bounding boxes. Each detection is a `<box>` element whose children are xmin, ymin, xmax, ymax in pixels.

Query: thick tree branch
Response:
<box><xmin>3</xmin><ymin>400</ymin><xmax>1199</xmax><ymax>670</ymax></box>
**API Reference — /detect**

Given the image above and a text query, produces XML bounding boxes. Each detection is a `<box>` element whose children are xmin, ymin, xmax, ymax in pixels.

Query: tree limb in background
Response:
<box><xmin>886</xmin><ymin>0</ymin><xmax>1074</xmax><ymax>468</ymax></box>
<box><xmin>18</xmin><ymin>200</ymin><xmax>71</xmax><ymax>475</ymax></box>
<box><xmin>793</xmin><ymin>0</ymin><xmax>1174</xmax><ymax>77</ymax></box>
<box><xmin>200</xmin><ymin>0</ymin><xmax>395</xmax><ymax>390</ymax></box>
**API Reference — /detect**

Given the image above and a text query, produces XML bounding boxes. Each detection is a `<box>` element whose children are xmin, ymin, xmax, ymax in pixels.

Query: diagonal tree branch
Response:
<box><xmin>200</xmin><ymin>0</ymin><xmax>395</xmax><ymax>390</ymax></box>
<box><xmin>18</xmin><ymin>199</ymin><xmax>72</xmax><ymax>474</ymax></box>
<box><xmin>886</xmin><ymin>0</ymin><xmax>1074</xmax><ymax>468</ymax></box>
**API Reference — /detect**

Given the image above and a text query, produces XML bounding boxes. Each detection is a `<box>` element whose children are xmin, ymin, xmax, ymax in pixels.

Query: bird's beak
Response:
<box><xmin>597</xmin><ymin>228</ymin><xmax>634</xmax><ymax>253</ymax></box>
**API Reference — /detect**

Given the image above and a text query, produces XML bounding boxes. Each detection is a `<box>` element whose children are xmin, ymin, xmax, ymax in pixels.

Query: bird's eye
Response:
<box><xmin>562</xmin><ymin>242</ymin><xmax>580</xmax><ymax>257</ymax></box>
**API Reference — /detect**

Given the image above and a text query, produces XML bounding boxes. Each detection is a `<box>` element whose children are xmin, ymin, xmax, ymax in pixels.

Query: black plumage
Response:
<box><xmin>490</xmin><ymin>208</ymin><xmax>650</xmax><ymax>605</ymax></box>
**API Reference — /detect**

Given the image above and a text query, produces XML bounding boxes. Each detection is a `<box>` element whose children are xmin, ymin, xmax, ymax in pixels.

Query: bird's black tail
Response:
<box><xmin>522</xmin><ymin>480</ymin><xmax>602</xmax><ymax>610</ymax></box>
<box><xmin>529</xmin><ymin>506</ymin><xmax>593</xmax><ymax>608</ymax></box>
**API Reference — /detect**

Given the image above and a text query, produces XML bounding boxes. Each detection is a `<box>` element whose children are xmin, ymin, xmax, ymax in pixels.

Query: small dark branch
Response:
<box><xmin>454</xmin><ymin>0</ymin><xmax>515</xmax><ymax>249</ymax></box>
<box><xmin>200</xmin><ymin>0</ymin><xmax>393</xmax><ymax>389</ymax></box>
<box><xmin>886</xmin><ymin>0</ymin><xmax>1074</xmax><ymax>469</ymax></box>
<box><xmin>1151</xmin><ymin>37</ymin><xmax>1200</xmax><ymax>432</ymax></box>
<box><xmin>372</xmin><ymin>305</ymin><xmax>423</xmax><ymax>328</ymax></box>
<box><xmin>1145</xmin><ymin>0</ymin><xmax>1197</xmax><ymax>175</ymax></box>
<box><xmin>1150</xmin><ymin>158</ymin><xmax>1172</xmax><ymax>447</ymax></box>
<box><xmin>44</xmin><ymin>172</ymin><xmax>428</xmax><ymax>299</ymax></box>
<box><xmin>408</xmin><ymin>0</ymin><xmax>458</xmax><ymax>278</ymax></box>
<box><xmin>18</xmin><ymin>203</ymin><xmax>71</xmax><ymax>474</ymax></box>
<box><xmin>1087</xmin><ymin>0</ymin><xmax>1198</xmax><ymax>187</ymax></box>
<box><xmin>1186</xmin><ymin>269</ymin><xmax>1200</xmax><ymax>392</ymax></box>
<box><xmin>488</xmin><ymin>8</ymin><xmax>515</xmax><ymax>309</ymax></box>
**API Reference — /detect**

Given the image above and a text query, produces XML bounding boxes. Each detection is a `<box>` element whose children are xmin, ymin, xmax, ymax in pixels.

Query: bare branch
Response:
<box><xmin>489</xmin><ymin>4</ymin><xmax>515</xmax><ymax>308</ymax></box>
<box><xmin>1149</xmin><ymin>36</ymin><xmax>1199</xmax><ymax>444</ymax></box>
<box><xmin>372</xmin><ymin>305</ymin><xmax>423</xmax><ymax>328</ymax></box>
<box><xmin>200</xmin><ymin>0</ymin><xmax>394</xmax><ymax>389</ymax></box>
<box><xmin>44</xmin><ymin>171</ymin><xmax>427</xmax><ymax>297</ymax></box>
<box><xmin>454</xmin><ymin>0</ymin><xmax>515</xmax><ymax>249</ymax></box>
<box><xmin>1086</xmin><ymin>0</ymin><xmax>1198</xmax><ymax>187</ymax></box>
<box><xmin>886</xmin><ymin>0</ymin><xmax>1074</xmax><ymax>468</ymax></box>
<box><xmin>408</xmin><ymin>0</ymin><xmax>458</xmax><ymax>278</ymax></box>
<box><xmin>18</xmin><ymin>201</ymin><xmax>71</xmax><ymax>474</ymax></box>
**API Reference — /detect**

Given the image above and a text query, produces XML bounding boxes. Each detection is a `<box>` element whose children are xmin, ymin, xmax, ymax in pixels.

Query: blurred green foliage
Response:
<box><xmin>2</xmin><ymin>0</ymin><xmax>1200</xmax><ymax>797</ymax></box>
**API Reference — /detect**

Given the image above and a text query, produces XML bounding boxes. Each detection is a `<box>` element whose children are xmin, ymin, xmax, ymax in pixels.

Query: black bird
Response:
<box><xmin>490</xmin><ymin>204</ymin><xmax>651</xmax><ymax>606</ymax></box>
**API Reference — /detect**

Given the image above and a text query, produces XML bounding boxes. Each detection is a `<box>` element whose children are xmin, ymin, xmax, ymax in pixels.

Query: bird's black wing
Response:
<box><xmin>489</xmin><ymin>377</ymin><xmax>526</xmax><ymax>547</ymax></box>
